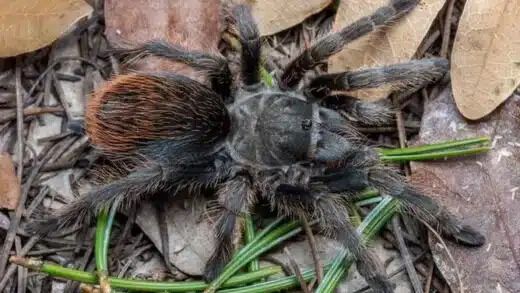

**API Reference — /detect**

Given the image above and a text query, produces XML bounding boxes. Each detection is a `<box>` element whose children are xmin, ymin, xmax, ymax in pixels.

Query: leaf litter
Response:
<box><xmin>0</xmin><ymin>0</ymin><xmax>93</xmax><ymax>57</ymax></box>
<box><xmin>451</xmin><ymin>0</ymin><xmax>520</xmax><ymax>120</ymax></box>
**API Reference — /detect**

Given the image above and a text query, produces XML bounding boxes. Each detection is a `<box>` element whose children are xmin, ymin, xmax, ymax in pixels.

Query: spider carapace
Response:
<box><xmin>30</xmin><ymin>1</ymin><xmax>484</xmax><ymax>292</ymax></box>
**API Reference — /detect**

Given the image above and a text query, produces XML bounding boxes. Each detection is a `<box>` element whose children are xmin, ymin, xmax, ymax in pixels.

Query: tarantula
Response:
<box><xmin>31</xmin><ymin>0</ymin><xmax>484</xmax><ymax>291</ymax></box>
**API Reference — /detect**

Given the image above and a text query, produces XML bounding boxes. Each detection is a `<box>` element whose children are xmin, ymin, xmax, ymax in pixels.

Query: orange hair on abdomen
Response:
<box><xmin>86</xmin><ymin>74</ymin><xmax>230</xmax><ymax>155</ymax></box>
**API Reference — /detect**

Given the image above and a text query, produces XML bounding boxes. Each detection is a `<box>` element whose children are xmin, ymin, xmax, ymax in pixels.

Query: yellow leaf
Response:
<box><xmin>233</xmin><ymin>0</ymin><xmax>332</xmax><ymax>36</ymax></box>
<box><xmin>451</xmin><ymin>0</ymin><xmax>520</xmax><ymax>120</ymax></box>
<box><xmin>329</xmin><ymin>0</ymin><xmax>445</xmax><ymax>100</ymax></box>
<box><xmin>0</xmin><ymin>0</ymin><xmax>92</xmax><ymax>57</ymax></box>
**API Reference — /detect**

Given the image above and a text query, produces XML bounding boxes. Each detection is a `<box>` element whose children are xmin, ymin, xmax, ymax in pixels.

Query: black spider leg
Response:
<box><xmin>204</xmin><ymin>173</ymin><xmax>255</xmax><ymax>281</ymax></box>
<box><xmin>317</xmin><ymin>150</ymin><xmax>485</xmax><ymax>247</ymax></box>
<box><xmin>280</xmin><ymin>0</ymin><xmax>419</xmax><ymax>89</ymax></box>
<box><xmin>305</xmin><ymin>58</ymin><xmax>449</xmax><ymax>98</ymax></box>
<box><xmin>309</xmin><ymin>58</ymin><xmax>449</xmax><ymax>125</ymax></box>
<box><xmin>231</xmin><ymin>5</ymin><xmax>261</xmax><ymax>86</ymax></box>
<box><xmin>28</xmin><ymin>148</ymin><xmax>232</xmax><ymax>238</ymax></box>
<box><xmin>273</xmin><ymin>184</ymin><xmax>394</xmax><ymax>293</ymax></box>
<box><xmin>28</xmin><ymin>165</ymin><xmax>166</xmax><ymax>236</ymax></box>
<box><xmin>113</xmin><ymin>40</ymin><xmax>232</xmax><ymax>98</ymax></box>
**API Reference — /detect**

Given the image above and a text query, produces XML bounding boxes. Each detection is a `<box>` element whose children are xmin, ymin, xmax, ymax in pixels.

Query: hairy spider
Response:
<box><xmin>31</xmin><ymin>0</ymin><xmax>484</xmax><ymax>291</ymax></box>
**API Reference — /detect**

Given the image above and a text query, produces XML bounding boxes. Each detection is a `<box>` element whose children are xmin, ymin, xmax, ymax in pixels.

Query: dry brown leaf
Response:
<box><xmin>451</xmin><ymin>0</ymin><xmax>520</xmax><ymax>120</ymax></box>
<box><xmin>0</xmin><ymin>153</ymin><xmax>20</xmax><ymax>210</ymax></box>
<box><xmin>0</xmin><ymin>0</ymin><xmax>92</xmax><ymax>57</ymax></box>
<box><xmin>105</xmin><ymin>0</ymin><xmax>221</xmax><ymax>76</ymax></box>
<box><xmin>230</xmin><ymin>0</ymin><xmax>332</xmax><ymax>36</ymax></box>
<box><xmin>329</xmin><ymin>0</ymin><xmax>445</xmax><ymax>100</ymax></box>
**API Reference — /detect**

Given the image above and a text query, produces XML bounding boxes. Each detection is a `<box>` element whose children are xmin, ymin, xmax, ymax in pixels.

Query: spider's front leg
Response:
<box><xmin>317</xmin><ymin>148</ymin><xmax>485</xmax><ymax>246</ymax></box>
<box><xmin>309</xmin><ymin>58</ymin><xmax>449</xmax><ymax>126</ymax></box>
<box><xmin>204</xmin><ymin>173</ymin><xmax>256</xmax><ymax>281</ymax></box>
<box><xmin>280</xmin><ymin>0</ymin><xmax>419</xmax><ymax>88</ymax></box>
<box><xmin>306</xmin><ymin>58</ymin><xmax>449</xmax><ymax>99</ymax></box>
<box><xmin>272</xmin><ymin>184</ymin><xmax>395</xmax><ymax>292</ymax></box>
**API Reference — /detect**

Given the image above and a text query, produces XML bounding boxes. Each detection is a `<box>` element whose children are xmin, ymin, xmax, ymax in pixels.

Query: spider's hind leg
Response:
<box><xmin>273</xmin><ymin>184</ymin><xmax>394</xmax><ymax>292</ymax></box>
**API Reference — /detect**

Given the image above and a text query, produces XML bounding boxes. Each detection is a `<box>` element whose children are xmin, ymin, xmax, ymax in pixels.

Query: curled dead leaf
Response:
<box><xmin>229</xmin><ymin>0</ymin><xmax>332</xmax><ymax>36</ymax></box>
<box><xmin>329</xmin><ymin>0</ymin><xmax>445</xmax><ymax>100</ymax></box>
<box><xmin>451</xmin><ymin>0</ymin><xmax>520</xmax><ymax>120</ymax></box>
<box><xmin>0</xmin><ymin>153</ymin><xmax>20</xmax><ymax>210</ymax></box>
<box><xmin>0</xmin><ymin>0</ymin><xmax>93</xmax><ymax>57</ymax></box>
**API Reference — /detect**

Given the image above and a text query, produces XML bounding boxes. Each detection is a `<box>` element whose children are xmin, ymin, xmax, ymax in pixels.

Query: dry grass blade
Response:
<box><xmin>329</xmin><ymin>0</ymin><xmax>445</xmax><ymax>100</ymax></box>
<box><xmin>0</xmin><ymin>0</ymin><xmax>93</xmax><ymax>57</ymax></box>
<box><xmin>451</xmin><ymin>0</ymin><xmax>520</xmax><ymax>119</ymax></box>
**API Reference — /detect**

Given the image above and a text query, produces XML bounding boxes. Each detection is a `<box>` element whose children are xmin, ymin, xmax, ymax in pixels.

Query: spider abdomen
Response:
<box><xmin>86</xmin><ymin>73</ymin><xmax>230</xmax><ymax>155</ymax></box>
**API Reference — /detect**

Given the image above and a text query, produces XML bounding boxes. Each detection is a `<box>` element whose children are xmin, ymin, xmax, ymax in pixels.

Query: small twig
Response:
<box><xmin>392</xmin><ymin>94</ymin><xmax>411</xmax><ymax>176</ymax></box>
<box><xmin>113</xmin><ymin>209</ymin><xmax>136</xmax><ymax>260</ymax></box>
<box><xmin>415</xmin><ymin>262</ymin><xmax>447</xmax><ymax>292</ymax></box>
<box><xmin>24</xmin><ymin>247</ymin><xmax>77</xmax><ymax>257</ymax></box>
<box><xmin>420</xmin><ymin>219</ymin><xmax>464</xmax><ymax>293</ymax></box>
<box><xmin>23</xmin><ymin>186</ymin><xmax>49</xmax><ymax>218</ymax></box>
<box><xmin>117</xmin><ymin>244</ymin><xmax>153</xmax><ymax>278</ymax></box>
<box><xmin>51</xmin><ymin>73</ymin><xmax>73</xmax><ymax>122</ymax></box>
<box><xmin>0</xmin><ymin>237</ymin><xmax>38</xmax><ymax>291</ymax></box>
<box><xmin>15</xmin><ymin>57</ymin><xmax>24</xmax><ymax>181</ymax></box>
<box><xmin>416</xmin><ymin>30</ymin><xmax>441</xmax><ymax>58</ymax></box>
<box><xmin>392</xmin><ymin>216</ymin><xmax>423</xmax><ymax>293</ymax></box>
<box><xmin>283</xmin><ymin>247</ymin><xmax>310</xmax><ymax>293</ymax></box>
<box><xmin>352</xmin><ymin>251</ymin><xmax>427</xmax><ymax>293</ymax></box>
<box><xmin>0</xmin><ymin>106</ymin><xmax>64</xmax><ymax>124</ymax></box>
<box><xmin>423</xmin><ymin>257</ymin><xmax>435</xmax><ymax>293</ymax></box>
<box><xmin>0</xmin><ymin>138</ymin><xmax>61</xmax><ymax>276</ymax></box>
<box><xmin>15</xmin><ymin>237</ymin><xmax>27</xmax><ymax>293</ymax></box>
<box><xmin>440</xmin><ymin>0</ymin><xmax>456</xmax><ymax>58</ymax></box>
<box><xmin>0</xmin><ymin>59</ymin><xmax>25</xmax><ymax>278</ymax></box>
<box><xmin>301</xmin><ymin>216</ymin><xmax>323</xmax><ymax>285</ymax></box>
<box><xmin>26</xmin><ymin>56</ymin><xmax>105</xmax><ymax>101</ymax></box>
<box><xmin>65</xmin><ymin>245</ymin><xmax>93</xmax><ymax>293</ymax></box>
